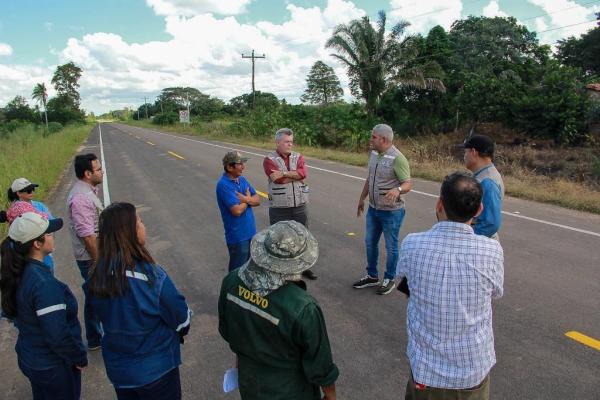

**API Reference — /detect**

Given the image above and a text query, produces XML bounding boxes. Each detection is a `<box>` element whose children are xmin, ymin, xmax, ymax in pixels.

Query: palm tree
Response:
<box><xmin>326</xmin><ymin>11</ymin><xmax>445</xmax><ymax>116</ymax></box>
<box><xmin>32</xmin><ymin>82</ymin><xmax>49</xmax><ymax>130</ymax></box>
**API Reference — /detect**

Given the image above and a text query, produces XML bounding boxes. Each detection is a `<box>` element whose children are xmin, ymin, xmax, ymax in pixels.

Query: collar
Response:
<box><xmin>432</xmin><ymin>220</ymin><xmax>474</xmax><ymax>234</ymax></box>
<box><xmin>26</xmin><ymin>258</ymin><xmax>53</xmax><ymax>272</ymax></box>
<box><xmin>473</xmin><ymin>163</ymin><xmax>494</xmax><ymax>177</ymax></box>
<box><xmin>76</xmin><ymin>179</ymin><xmax>99</xmax><ymax>194</ymax></box>
<box><xmin>222</xmin><ymin>172</ymin><xmax>240</xmax><ymax>184</ymax></box>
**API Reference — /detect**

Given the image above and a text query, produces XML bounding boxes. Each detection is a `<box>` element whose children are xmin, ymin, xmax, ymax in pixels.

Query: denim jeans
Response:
<box><xmin>227</xmin><ymin>239</ymin><xmax>251</xmax><ymax>272</ymax></box>
<box><xmin>365</xmin><ymin>206</ymin><xmax>406</xmax><ymax>280</ymax></box>
<box><xmin>115</xmin><ymin>367</ymin><xmax>181</xmax><ymax>400</ymax></box>
<box><xmin>76</xmin><ymin>260</ymin><xmax>103</xmax><ymax>347</ymax></box>
<box><xmin>19</xmin><ymin>361</ymin><xmax>81</xmax><ymax>400</ymax></box>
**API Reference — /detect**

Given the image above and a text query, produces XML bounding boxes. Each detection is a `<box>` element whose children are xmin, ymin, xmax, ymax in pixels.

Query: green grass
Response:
<box><xmin>123</xmin><ymin>119</ymin><xmax>600</xmax><ymax>215</ymax></box>
<box><xmin>1</xmin><ymin>124</ymin><xmax>91</xmax><ymax>236</ymax></box>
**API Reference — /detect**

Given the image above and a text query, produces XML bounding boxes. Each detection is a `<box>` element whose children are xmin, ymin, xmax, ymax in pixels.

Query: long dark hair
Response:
<box><xmin>0</xmin><ymin>235</ymin><xmax>45</xmax><ymax>318</ymax></box>
<box><xmin>88</xmin><ymin>202</ymin><xmax>155</xmax><ymax>298</ymax></box>
<box><xmin>7</xmin><ymin>188</ymin><xmax>19</xmax><ymax>202</ymax></box>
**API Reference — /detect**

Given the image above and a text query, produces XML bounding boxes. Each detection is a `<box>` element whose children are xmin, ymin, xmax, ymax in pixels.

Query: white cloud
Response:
<box><xmin>482</xmin><ymin>1</ymin><xmax>508</xmax><ymax>18</ymax></box>
<box><xmin>25</xmin><ymin>0</ymin><xmax>365</xmax><ymax>113</ymax></box>
<box><xmin>525</xmin><ymin>0</ymin><xmax>599</xmax><ymax>44</ymax></box>
<box><xmin>388</xmin><ymin>0</ymin><xmax>463</xmax><ymax>34</ymax></box>
<box><xmin>0</xmin><ymin>64</ymin><xmax>54</xmax><ymax>106</ymax></box>
<box><xmin>145</xmin><ymin>0</ymin><xmax>252</xmax><ymax>16</ymax></box>
<box><xmin>0</xmin><ymin>43</ymin><xmax>13</xmax><ymax>56</ymax></box>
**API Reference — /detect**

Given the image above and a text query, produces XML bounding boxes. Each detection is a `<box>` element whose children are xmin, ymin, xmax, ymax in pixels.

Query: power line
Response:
<box><xmin>520</xmin><ymin>0</ymin><xmax>600</xmax><ymax>22</ymax></box>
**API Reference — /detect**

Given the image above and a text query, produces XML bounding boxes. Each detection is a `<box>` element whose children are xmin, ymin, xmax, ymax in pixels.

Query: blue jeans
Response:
<box><xmin>19</xmin><ymin>361</ymin><xmax>81</xmax><ymax>400</ymax></box>
<box><xmin>76</xmin><ymin>260</ymin><xmax>103</xmax><ymax>347</ymax></box>
<box><xmin>227</xmin><ymin>239</ymin><xmax>251</xmax><ymax>272</ymax></box>
<box><xmin>365</xmin><ymin>206</ymin><xmax>406</xmax><ymax>280</ymax></box>
<box><xmin>115</xmin><ymin>367</ymin><xmax>181</xmax><ymax>400</ymax></box>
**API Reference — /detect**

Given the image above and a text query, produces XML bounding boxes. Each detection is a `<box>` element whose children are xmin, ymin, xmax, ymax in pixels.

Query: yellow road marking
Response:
<box><xmin>347</xmin><ymin>232</ymin><xmax>355</xmax><ymax>236</ymax></box>
<box><xmin>256</xmin><ymin>190</ymin><xmax>268</xmax><ymax>199</ymax></box>
<box><xmin>168</xmin><ymin>151</ymin><xmax>185</xmax><ymax>160</ymax></box>
<box><xmin>565</xmin><ymin>331</ymin><xmax>600</xmax><ymax>351</ymax></box>
<box><xmin>147</xmin><ymin>141</ymin><xmax>155</xmax><ymax>146</ymax></box>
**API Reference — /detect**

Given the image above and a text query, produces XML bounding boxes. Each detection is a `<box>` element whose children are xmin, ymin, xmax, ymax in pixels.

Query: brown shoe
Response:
<box><xmin>302</xmin><ymin>270</ymin><xmax>318</xmax><ymax>280</ymax></box>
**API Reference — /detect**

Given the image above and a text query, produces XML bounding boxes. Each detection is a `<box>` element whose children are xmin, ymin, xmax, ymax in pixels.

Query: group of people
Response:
<box><xmin>215</xmin><ymin>124</ymin><xmax>505</xmax><ymax>399</ymax></box>
<box><xmin>0</xmin><ymin>122</ymin><xmax>505</xmax><ymax>400</ymax></box>
<box><xmin>1</xmin><ymin>154</ymin><xmax>191</xmax><ymax>399</ymax></box>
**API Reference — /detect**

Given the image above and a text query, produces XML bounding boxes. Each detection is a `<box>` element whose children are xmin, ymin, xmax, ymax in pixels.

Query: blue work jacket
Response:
<box><xmin>14</xmin><ymin>258</ymin><xmax>87</xmax><ymax>370</ymax></box>
<box><xmin>87</xmin><ymin>261</ymin><xmax>191</xmax><ymax>388</ymax></box>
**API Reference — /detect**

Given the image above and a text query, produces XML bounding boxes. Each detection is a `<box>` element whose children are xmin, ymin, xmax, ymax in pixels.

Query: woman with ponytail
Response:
<box><xmin>0</xmin><ymin>212</ymin><xmax>87</xmax><ymax>400</ymax></box>
<box><xmin>87</xmin><ymin>202</ymin><xmax>191</xmax><ymax>400</ymax></box>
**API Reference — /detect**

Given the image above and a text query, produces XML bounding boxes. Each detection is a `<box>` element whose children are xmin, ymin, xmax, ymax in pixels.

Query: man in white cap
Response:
<box><xmin>218</xmin><ymin>221</ymin><xmax>338</xmax><ymax>400</ymax></box>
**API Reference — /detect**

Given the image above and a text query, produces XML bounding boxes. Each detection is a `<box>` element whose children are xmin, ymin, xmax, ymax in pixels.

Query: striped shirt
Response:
<box><xmin>397</xmin><ymin>221</ymin><xmax>504</xmax><ymax>389</ymax></box>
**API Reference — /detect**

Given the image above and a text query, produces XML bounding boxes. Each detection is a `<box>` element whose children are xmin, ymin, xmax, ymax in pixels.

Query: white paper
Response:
<box><xmin>223</xmin><ymin>368</ymin><xmax>239</xmax><ymax>393</ymax></box>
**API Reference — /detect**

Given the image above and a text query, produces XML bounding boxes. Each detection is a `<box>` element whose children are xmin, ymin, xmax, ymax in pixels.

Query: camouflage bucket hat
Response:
<box><xmin>250</xmin><ymin>220</ymin><xmax>318</xmax><ymax>274</ymax></box>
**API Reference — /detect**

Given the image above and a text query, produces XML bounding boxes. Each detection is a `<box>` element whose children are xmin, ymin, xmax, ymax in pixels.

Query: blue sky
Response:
<box><xmin>1</xmin><ymin>0</ymin><xmax>598</xmax><ymax>113</ymax></box>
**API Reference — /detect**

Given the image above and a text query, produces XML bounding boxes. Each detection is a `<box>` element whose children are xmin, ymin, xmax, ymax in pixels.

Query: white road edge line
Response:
<box><xmin>122</xmin><ymin>125</ymin><xmax>600</xmax><ymax>238</ymax></box>
<box><xmin>98</xmin><ymin>123</ymin><xmax>111</xmax><ymax>206</ymax></box>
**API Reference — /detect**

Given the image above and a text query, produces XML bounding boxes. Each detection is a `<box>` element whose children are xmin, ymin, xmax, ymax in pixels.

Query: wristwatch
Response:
<box><xmin>397</xmin><ymin>186</ymin><xmax>403</xmax><ymax>194</ymax></box>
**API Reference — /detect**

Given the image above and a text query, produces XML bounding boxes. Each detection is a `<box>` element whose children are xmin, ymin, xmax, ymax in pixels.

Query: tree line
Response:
<box><xmin>0</xmin><ymin>62</ymin><xmax>85</xmax><ymax>135</ymax></box>
<box><xmin>118</xmin><ymin>13</ymin><xmax>599</xmax><ymax>147</ymax></box>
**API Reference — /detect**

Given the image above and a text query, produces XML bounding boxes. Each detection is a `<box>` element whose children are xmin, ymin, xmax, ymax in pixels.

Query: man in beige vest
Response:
<box><xmin>354</xmin><ymin>124</ymin><xmax>413</xmax><ymax>295</ymax></box>
<box><xmin>262</xmin><ymin>128</ymin><xmax>317</xmax><ymax>280</ymax></box>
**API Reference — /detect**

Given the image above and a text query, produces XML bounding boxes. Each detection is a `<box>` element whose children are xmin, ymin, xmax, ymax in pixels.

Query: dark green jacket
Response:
<box><xmin>218</xmin><ymin>272</ymin><xmax>339</xmax><ymax>400</ymax></box>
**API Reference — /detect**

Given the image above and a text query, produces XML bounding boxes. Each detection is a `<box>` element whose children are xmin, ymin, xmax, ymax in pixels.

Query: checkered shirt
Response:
<box><xmin>397</xmin><ymin>221</ymin><xmax>504</xmax><ymax>389</ymax></box>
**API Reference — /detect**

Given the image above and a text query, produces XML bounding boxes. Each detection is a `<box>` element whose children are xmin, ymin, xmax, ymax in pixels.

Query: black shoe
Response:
<box><xmin>352</xmin><ymin>275</ymin><xmax>380</xmax><ymax>289</ymax></box>
<box><xmin>302</xmin><ymin>270</ymin><xmax>317</xmax><ymax>280</ymax></box>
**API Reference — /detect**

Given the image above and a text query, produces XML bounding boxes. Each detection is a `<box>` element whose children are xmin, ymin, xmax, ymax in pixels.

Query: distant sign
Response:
<box><xmin>179</xmin><ymin>110</ymin><xmax>190</xmax><ymax>124</ymax></box>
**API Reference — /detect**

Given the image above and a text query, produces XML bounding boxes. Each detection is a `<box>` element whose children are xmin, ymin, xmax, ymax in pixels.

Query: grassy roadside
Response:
<box><xmin>0</xmin><ymin>124</ymin><xmax>92</xmax><ymax>236</ymax></box>
<box><xmin>122</xmin><ymin>119</ymin><xmax>600</xmax><ymax>215</ymax></box>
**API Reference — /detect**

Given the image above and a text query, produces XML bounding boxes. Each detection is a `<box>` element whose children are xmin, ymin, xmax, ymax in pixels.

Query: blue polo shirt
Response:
<box><xmin>216</xmin><ymin>173</ymin><xmax>257</xmax><ymax>245</ymax></box>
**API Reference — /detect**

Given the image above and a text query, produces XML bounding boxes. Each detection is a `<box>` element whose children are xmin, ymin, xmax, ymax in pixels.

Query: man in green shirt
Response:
<box><xmin>354</xmin><ymin>123</ymin><xmax>413</xmax><ymax>295</ymax></box>
<box><xmin>218</xmin><ymin>221</ymin><xmax>338</xmax><ymax>400</ymax></box>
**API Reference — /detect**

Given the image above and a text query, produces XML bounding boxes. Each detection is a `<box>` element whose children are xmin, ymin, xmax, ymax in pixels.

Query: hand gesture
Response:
<box><xmin>357</xmin><ymin>200</ymin><xmax>365</xmax><ymax>217</ymax></box>
<box><xmin>384</xmin><ymin>188</ymin><xmax>401</xmax><ymax>203</ymax></box>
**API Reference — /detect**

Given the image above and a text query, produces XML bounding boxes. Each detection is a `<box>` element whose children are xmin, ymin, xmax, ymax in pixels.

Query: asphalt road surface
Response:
<box><xmin>2</xmin><ymin>123</ymin><xmax>599</xmax><ymax>399</ymax></box>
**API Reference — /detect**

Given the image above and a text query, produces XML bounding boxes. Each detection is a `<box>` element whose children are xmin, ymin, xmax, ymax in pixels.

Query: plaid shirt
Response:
<box><xmin>397</xmin><ymin>221</ymin><xmax>504</xmax><ymax>389</ymax></box>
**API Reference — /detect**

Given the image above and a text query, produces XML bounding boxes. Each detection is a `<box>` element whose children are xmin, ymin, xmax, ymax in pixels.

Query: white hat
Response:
<box><xmin>11</xmin><ymin>178</ymin><xmax>39</xmax><ymax>193</ymax></box>
<box><xmin>8</xmin><ymin>212</ymin><xmax>63</xmax><ymax>243</ymax></box>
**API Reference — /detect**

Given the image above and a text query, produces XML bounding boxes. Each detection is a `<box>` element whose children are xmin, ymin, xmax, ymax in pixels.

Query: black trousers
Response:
<box><xmin>268</xmin><ymin>204</ymin><xmax>308</xmax><ymax>227</ymax></box>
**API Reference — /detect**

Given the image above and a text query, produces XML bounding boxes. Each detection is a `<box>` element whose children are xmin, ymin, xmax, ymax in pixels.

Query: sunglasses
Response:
<box><xmin>19</xmin><ymin>188</ymin><xmax>35</xmax><ymax>194</ymax></box>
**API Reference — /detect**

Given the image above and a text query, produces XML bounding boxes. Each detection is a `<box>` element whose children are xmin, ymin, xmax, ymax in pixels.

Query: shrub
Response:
<box><xmin>48</xmin><ymin>122</ymin><xmax>63</xmax><ymax>133</ymax></box>
<box><xmin>152</xmin><ymin>112</ymin><xmax>178</xmax><ymax>125</ymax></box>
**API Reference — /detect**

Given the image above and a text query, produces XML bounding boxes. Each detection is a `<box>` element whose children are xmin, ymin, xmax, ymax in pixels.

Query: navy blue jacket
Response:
<box><xmin>87</xmin><ymin>261</ymin><xmax>191</xmax><ymax>388</ymax></box>
<box><xmin>15</xmin><ymin>259</ymin><xmax>87</xmax><ymax>370</ymax></box>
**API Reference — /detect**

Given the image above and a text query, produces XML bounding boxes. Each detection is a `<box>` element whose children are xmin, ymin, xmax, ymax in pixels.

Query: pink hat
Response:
<box><xmin>6</xmin><ymin>201</ymin><xmax>48</xmax><ymax>224</ymax></box>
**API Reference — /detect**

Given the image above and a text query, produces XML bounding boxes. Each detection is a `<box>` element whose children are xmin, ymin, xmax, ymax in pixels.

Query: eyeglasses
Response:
<box><xmin>19</xmin><ymin>188</ymin><xmax>35</xmax><ymax>194</ymax></box>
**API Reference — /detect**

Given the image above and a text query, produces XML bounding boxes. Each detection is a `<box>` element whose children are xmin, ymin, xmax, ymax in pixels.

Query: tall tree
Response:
<box><xmin>51</xmin><ymin>61</ymin><xmax>83</xmax><ymax>103</ymax></box>
<box><xmin>32</xmin><ymin>82</ymin><xmax>49</xmax><ymax>130</ymax></box>
<box><xmin>326</xmin><ymin>11</ymin><xmax>444</xmax><ymax>115</ymax></box>
<box><xmin>556</xmin><ymin>16</ymin><xmax>600</xmax><ymax>77</ymax></box>
<box><xmin>301</xmin><ymin>61</ymin><xmax>344</xmax><ymax>105</ymax></box>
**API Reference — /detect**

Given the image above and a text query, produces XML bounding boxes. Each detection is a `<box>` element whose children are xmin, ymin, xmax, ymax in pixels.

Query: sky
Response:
<box><xmin>0</xmin><ymin>0</ymin><xmax>599</xmax><ymax>114</ymax></box>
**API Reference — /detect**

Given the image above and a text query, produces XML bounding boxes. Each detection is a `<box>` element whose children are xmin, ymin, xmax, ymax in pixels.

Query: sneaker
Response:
<box><xmin>376</xmin><ymin>279</ymin><xmax>396</xmax><ymax>295</ymax></box>
<box><xmin>88</xmin><ymin>344</ymin><xmax>101</xmax><ymax>351</ymax></box>
<box><xmin>352</xmin><ymin>275</ymin><xmax>380</xmax><ymax>289</ymax></box>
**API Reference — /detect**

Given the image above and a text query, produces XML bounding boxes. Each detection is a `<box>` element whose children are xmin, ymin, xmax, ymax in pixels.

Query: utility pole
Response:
<box><xmin>242</xmin><ymin>49</ymin><xmax>266</xmax><ymax>108</ymax></box>
<box><xmin>143</xmin><ymin>96</ymin><xmax>148</xmax><ymax>119</ymax></box>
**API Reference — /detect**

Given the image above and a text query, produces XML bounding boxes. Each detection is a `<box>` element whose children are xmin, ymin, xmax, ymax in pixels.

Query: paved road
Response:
<box><xmin>2</xmin><ymin>123</ymin><xmax>599</xmax><ymax>399</ymax></box>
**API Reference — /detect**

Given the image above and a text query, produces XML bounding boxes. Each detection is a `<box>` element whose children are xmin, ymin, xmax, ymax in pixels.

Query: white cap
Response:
<box><xmin>11</xmin><ymin>178</ymin><xmax>38</xmax><ymax>192</ymax></box>
<box><xmin>8</xmin><ymin>212</ymin><xmax>63</xmax><ymax>243</ymax></box>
